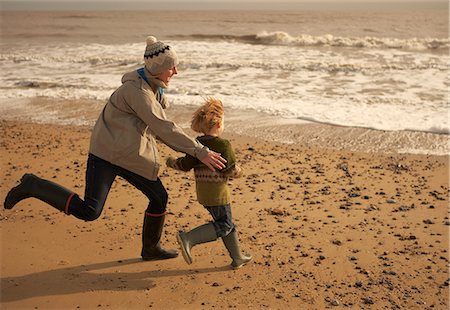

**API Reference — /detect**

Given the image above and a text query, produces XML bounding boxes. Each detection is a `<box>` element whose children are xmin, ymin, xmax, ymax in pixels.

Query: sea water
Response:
<box><xmin>0</xmin><ymin>3</ymin><xmax>448</xmax><ymax>154</ymax></box>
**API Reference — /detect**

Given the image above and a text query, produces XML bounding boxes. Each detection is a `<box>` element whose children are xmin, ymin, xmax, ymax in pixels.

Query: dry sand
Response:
<box><xmin>1</xmin><ymin>120</ymin><xmax>449</xmax><ymax>309</ymax></box>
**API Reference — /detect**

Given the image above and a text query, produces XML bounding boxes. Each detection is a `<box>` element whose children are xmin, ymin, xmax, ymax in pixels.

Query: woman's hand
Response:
<box><xmin>200</xmin><ymin>150</ymin><xmax>227</xmax><ymax>171</ymax></box>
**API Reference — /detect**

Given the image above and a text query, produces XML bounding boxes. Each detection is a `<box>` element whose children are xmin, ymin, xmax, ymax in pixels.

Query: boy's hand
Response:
<box><xmin>166</xmin><ymin>157</ymin><xmax>177</xmax><ymax>169</ymax></box>
<box><xmin>201</xmin><ymin>150</ymin><xmax>227</xmax><ymax>171</ymax></box>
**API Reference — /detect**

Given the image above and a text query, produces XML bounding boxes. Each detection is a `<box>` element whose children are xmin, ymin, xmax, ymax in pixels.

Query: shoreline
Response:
<box><xmin>1</xmin><ymin>120</ymin><xmax>449</xmax><ymax>309</ymax></box>
<box><xmin>1</xmin><ymin>97</ymin><xmax>448</xmax><ymax>156</ymax></box>
<box><xmin>182</xmin><ymin>109</ymin><xmax>449</xmax><ymax>156</ymax></box>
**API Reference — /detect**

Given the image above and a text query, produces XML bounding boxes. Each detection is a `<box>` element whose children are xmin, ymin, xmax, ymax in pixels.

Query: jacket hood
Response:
<box><xmin>120</xmin><ymin>69</ymin><xmax>170</xmax><ymax>109</ymax></box>
<box><xmin>121</xmin><ymin>68</ymin><xmax>168</xmax><ymax>90</ymax></box>
<box><xmin>121</xmin><ymin>70</ymin><xmax>140</xmax><ymax>84</ymax></box>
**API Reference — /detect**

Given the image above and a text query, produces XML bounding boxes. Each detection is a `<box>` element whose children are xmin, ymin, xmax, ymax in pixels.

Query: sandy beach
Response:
<box><xmin>1</xmin><ymin>2</ymin><xmax>449</xmax><ymax>308</ymax></box>
<box><xmin>1</xmin><ymin>119</ymin><xmax>448</xmax><ymax>309</ymax></box>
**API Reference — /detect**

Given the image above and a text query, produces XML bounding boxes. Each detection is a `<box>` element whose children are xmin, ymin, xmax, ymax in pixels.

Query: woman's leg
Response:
<box><xmin>117</xmin><ymin>169</ymin><xmax>177</xmax><ymax>260</ymax></box>
<box><xmin>67</xmin><ymin>154</ymin><xmax>117</xmax><ymax>221</ymax></box>
<box><xmin>4</xmin><ymin>173</ymin><xmax>78</xmax><ymax>213</ymax></box>
<box><xmin>3</xmin><ymin>154</ymin><xmax>117</xmax><ymax>222</ymax></box>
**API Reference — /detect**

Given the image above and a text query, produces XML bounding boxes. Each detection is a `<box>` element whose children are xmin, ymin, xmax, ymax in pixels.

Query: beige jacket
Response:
<box><xmin>89</xmin><ymin>69</ymin><xmax>208</xmax><ymax>180</ymax></box>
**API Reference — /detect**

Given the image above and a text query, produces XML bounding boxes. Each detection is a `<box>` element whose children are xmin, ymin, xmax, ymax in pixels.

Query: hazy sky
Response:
<box><xmin>2</xmin><ymin>0</ymin><xmax>446</xmax><ymax>11</ymax></box>
<box><xmin>3</xmin><ymin>0</ymin><xmax>447</xmax><ymax>2</ymax></box>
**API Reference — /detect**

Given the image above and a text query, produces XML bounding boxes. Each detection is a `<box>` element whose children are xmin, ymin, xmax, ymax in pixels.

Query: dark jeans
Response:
<box><xmin>68</xmin><ymin>154</ymin><xmax>168</xmax><ymax>221</ymax></box>
<box><xmin>204</xmin><ymin>204</ymin><xmax>235</xmax><ymax>238</ymax></box>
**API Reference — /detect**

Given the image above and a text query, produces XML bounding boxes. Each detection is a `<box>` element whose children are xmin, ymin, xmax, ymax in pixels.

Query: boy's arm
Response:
<box><xmin>219</xmin><ymin>140</ymin><xmax>243</xmax><ymax>178</ymax></box>
<box><xmin>166</xmin><ymin>154</ymin><xmax>198</xmax><ymax>172</ymax></box>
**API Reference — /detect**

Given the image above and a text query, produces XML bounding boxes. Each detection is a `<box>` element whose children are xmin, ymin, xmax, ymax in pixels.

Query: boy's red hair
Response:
<box><xmin>191</xmin><ymin>97</ymin><xmax>224</xmax><ymax>134</ymax></box>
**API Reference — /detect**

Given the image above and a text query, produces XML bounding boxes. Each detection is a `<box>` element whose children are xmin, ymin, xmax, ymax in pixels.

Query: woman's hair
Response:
<box><xmin>191</xmin><ymin>97</ymin><xmax>224</xmax><ymax>134</ymax></box>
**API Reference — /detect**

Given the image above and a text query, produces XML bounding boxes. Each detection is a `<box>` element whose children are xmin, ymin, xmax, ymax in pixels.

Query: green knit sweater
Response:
<box><xmin>166</xmin><ymin>135</ymin><xmax>242</xmax><ymax>206</ymax></box>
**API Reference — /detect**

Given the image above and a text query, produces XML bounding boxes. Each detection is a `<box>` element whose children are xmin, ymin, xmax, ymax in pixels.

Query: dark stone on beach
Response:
<box><xmin>269</xmin><ymin>208</ymin><xmax>285</xmax><ymax>216</ymax></box>
<box><xmin>395</xmin><ymin>204</ymin><xmax>415</xmax><ymax>212</ymax></box>
<box><xmin>332</xmin><ymin>239</ymin><xmax>342</xmax><ymax>246</ymax></box>
<box><xmin>362</xmin><ymin>297</ymin><xmax>374</xmax><ymax>305</ymax></box>
<box><xmin>348</xmin><ymin>187</ymin><xmax>361</xmax><ymax>197</ymax></box>
<box><xmin>365</xmin><ymin>204</ymin><xmax>378</xmax><ymax>211</ymax></box>
<box><xmin>330</xmin><ymin>299</ymin><xmax>340</xmax><ymax>306</ymax></box>
<box><xmin>389</xmin><ymin>163</ymin><xmax>409</xmax><ymax>173</ymax></box>
<box><xmin>429</xmin><ymin>191</ymin><xmax>445</xmax><ymax>201</ymax></box>
<box><xmin>423</xmin><ymin>219</ymin><xmax>434</xmax><ymax>224</ymax></box>
<box><xmin>339</xmin><ymin>203</ymin><xmax>352</xmax><ymax>210</ymax></box>
<box><xmin>398</xmin><ymin>234</ymin><xmax>416</xmax><ymax>241</ymax></box>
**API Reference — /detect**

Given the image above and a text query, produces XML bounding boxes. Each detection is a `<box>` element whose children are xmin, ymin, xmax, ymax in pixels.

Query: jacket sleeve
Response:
<box><xmin>126</xmin><ymin>87</ymin><xmax>208</xmax><ymax>160</ymax></box>
<box><xmin>223</xmin><ymin>164</ymin><xmax>243</xmax><ymax>179</ymax></box>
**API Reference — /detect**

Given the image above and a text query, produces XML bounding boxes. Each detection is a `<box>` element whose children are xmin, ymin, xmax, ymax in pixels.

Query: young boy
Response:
<box><xmin>166</xmin><ymin>97</ymin><xmax>252</xmax><ymax>269</ymax></box>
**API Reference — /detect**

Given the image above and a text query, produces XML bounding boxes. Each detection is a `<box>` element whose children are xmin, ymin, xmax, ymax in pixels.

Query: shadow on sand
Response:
<box><xmin>1</xmin><ymin>258</ymin><xmax>230</xmax><ymax>302</ymax></box>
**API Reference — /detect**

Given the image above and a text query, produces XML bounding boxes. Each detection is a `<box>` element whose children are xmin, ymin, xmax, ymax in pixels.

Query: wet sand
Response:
<box><xmin>1</xmin><ymin>98</ymin><xmax>448</xmax><ymax>157</ymax></box>
<box><xmin>1</xmin><ymin>120</ymin><xmax>449</xmax><ymax>309</ymax></box>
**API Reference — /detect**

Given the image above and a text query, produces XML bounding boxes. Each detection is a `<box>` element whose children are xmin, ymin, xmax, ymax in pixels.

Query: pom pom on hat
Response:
<box><xmin>146</xmin><ymin>36</ymin><xmax>158</xmax><ymax>45</ymax></box>
<box><xmin>144</xmin><ymin>35</ymin><xmax>179</xmax><ymax>75</ymax></box>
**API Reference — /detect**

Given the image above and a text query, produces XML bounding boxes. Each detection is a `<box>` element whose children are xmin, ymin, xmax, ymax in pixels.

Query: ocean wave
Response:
<box><xmin>13</xmin><ymin>80</ymin><xmax>84</xmax><ymax>89</ymax></box>
<box><xmin>0</xmin><ymin>54</ymin><xmax>140</xmax><ymax>66</ymax></box>
<box><xmin>4</xmin><ymin>53</ymin><xmax>445</xmax><ymax>74</ymax></box>
<box><xmin>176</xmin><ymin>31</ymin><xmax>449</xmax><ymax>51</ymax></box>
<box><xmin>184</xmin><ymin>60</ymin><xmax>446</xmax><ymax>73</ymax></box>
<box><xmin>1</xmin><ymin>53</ymin><xmax>445</xmax><ymax>73</ymax></box>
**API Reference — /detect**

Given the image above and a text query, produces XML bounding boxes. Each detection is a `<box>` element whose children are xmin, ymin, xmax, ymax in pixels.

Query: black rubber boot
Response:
<box><xmin>176</xmin><ymin>223</ymin><xmax>218</xmax><ymax>265</ymax></box>
<box><xmin>141</xmin><ymin>213</ymin><xmax>178</xmax><ymax>261</ymax></box>
<box><xmin>222</xmin><ymin>229</ymin><xmax>252</xmax><ymax>269</ymax></box>
<box><xmin>4</xmin><ymin>173</ymin><xmax>75</xmax><ymax>213</ymax></box>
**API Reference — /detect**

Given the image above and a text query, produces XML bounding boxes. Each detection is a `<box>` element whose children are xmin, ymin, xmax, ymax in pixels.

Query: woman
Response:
<box><xmin>3</xmin><ymin>36</ymin><xmax>226</xmax><ymax>261</ymax></box>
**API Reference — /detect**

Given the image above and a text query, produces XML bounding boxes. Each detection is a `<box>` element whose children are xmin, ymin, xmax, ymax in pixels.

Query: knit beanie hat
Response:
<box><xmin>144</xmin><ymin>36</ymin><xmax>179</xmax><ymax>76</ymax></box>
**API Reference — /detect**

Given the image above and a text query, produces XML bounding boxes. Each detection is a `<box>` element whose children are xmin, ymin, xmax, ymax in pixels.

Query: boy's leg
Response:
<box><xmin>222</xmin><ymin>228</ymin><xmax>252</xmax><ymax>269</ymax></box>
<box><xmin>207</xmin><ymin>204</ymin><xmax>252</xmax><ymax>269</ymax></box>
<box><xmin>176</xmin><ymin>204</ymin><xmax>231</xmax><ymax>265</ymax></box>
<box><xmin>177</xmin><ymin>222</ymin><xmax>218</xmax><ymax>265</ymax></box>
<box><xmin>205</xmin><ymin>204</ymin><xmax>234</xmax><ymax>238</ymax></box>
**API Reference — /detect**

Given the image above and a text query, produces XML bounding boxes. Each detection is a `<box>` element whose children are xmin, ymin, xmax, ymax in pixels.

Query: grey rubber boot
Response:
<box><xmin>4</xmin><ymin>173</ymin><xmax>74</xmax><ymax>213</ymax></box>
<box><xmin>176</xmin><ymin>223</ymin><xmax>218</xmax><ymax>265</ymax></box>
<box><xmin>222</xmin><ymin>229</ymin><xmax>252</xmax><ymax>269</ymax></box>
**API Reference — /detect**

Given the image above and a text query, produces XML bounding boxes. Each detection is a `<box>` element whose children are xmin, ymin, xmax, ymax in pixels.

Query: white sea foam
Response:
<box><xmin>0</xmin><ymin>36</ymin><xmax>448</xmax><ymax>136</ymax></box>
<box><xmin>253</xmin><ymin>31</ymin><xmax>449</xmax><ymax>51</ymax></box>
